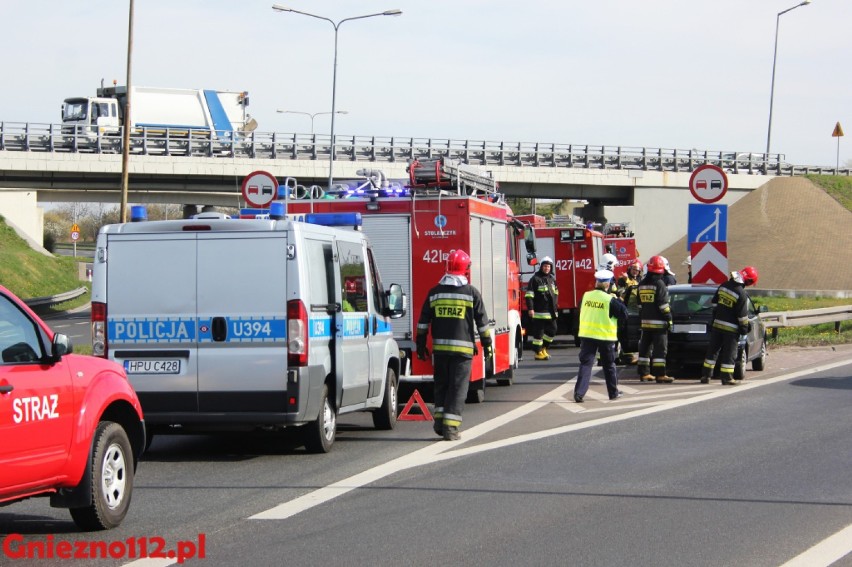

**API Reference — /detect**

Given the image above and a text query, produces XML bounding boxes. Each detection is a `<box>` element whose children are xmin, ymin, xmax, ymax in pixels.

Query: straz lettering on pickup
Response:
<box><xmin>436</xmin><ymin>306</ymin><xmax>465</xmax><ymax>318</ymax></box>
<box><xmin>13</xmin><ymin>395</ymin><xmax>59</xmax><ymax>423</ymax></box>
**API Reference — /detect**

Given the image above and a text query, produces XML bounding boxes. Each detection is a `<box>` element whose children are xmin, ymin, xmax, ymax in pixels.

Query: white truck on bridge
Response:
<box><xmin>61</xmin><ymin>84</ymin><xmax>252</xmax><ymax>137</ymax></box>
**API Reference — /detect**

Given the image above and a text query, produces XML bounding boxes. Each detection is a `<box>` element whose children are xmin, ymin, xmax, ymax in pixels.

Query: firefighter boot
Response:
<box><xmin>700</xmin><ymin>372</ymin><xmax>710</xmax><ymax>384</ymax></box>
<box><xmin>534</xmin><ymin>349</ymin><xmax>549</xmax><ymax>361</ymax></box>
<box><xmin>443</xmin><ymin>425</ymin><xmax>461</xmax><ymax>441</ymax></box>
<box><xmin>656</xmin><ymin>375</ymin><xmax>674</xmax><ymax>384</ymax></box>
<box><xmin>433</xmin><ymin>418</ymin><xmax>444</xmax><ymax>437</ymax></box>
<box><xmin>541</xmin><ymin>347</ymin><xmax>551</xmax><ymax>360</ymax></box>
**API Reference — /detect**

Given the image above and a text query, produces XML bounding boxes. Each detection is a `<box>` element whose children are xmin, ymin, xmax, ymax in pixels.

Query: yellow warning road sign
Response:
<box><xmin>70</xmin><ymin>223</ymin><xmax>80</xmax><ymax>233</ymax></box>
<box><xmin>832</xmin><ymin>122</ymin><xmax>844</xmax><ymax>137</ymax></box>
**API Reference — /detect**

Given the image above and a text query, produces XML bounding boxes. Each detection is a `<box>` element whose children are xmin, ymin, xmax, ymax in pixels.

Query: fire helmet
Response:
<box><xmin>662</xmin><ymin>257</ymin><xmax>675</xmax><ymax>275</ymax></box>
<box><xmin>647</xmin><ymin>255</ymin><xmax>666</xmax><ymax>274</ymax></box>
<box><xmin>446</xmin><ymin>249</ymin><xmax>472</xmax><ymax>276</ymax></box>
<box><xmin>740</xmin><ymin>266</ymin><xmax>759</xmax><ymax>286</ymax></box>
<box><xmin>600</xmin><ymin>253</ymin><xmax>618</xmax><ymax>271</ymax></box>
<box><xmin>629</xmin><ymin>259</ymin><xmax>643</xmax><ymax>273</ymax></box>
<box><xmin>539</xmin><ymin>256</ymin><xmax>554</xmax><ymax>269</ymax></box>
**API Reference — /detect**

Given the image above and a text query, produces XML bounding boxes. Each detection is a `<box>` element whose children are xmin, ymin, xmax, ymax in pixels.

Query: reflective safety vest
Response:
<box><xmin>578</xmin><ymin>289</ymin><xmax>618</xmax><ymax>341</ymax></box>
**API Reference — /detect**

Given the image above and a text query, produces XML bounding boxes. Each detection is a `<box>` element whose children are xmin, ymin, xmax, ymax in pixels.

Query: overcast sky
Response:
<box><xmin>3</xmin><ymin>0</ymin><xmax>849</xmax><ymax>167</ymax></box>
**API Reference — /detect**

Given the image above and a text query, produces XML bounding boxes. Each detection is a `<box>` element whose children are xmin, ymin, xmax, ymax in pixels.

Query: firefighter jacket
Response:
<box><xmin>525</xmin><ymin>269</ymin><xmax>558</xmax><ymax>319</ymax></box>
<box><xmin>637</xmin><ymin>273</ymin><xmax>672</xmax><ymax>333</ymax></box>
<box><xmin>417</xmin><ymin>275</ymin><xmax>493</xmax><ymax>359</ymax></box>
<box><xmin>711</xmin><ymin>278</ymin><xmax>750</xmax><ymax>334</ymax></box>
<box><xmin>578</xmin><ymin>288</ymin><xmax>628</xmax><ymax>341</ymax></box>
<box><xmin>616</xmin><ymin>274</ymin><xmax>639</xmax><ymax>299</ymax></box>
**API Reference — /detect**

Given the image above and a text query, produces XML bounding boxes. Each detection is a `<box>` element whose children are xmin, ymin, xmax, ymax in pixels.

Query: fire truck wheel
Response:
<box><xmin>304</xmin><ymin>385</ymin><xmax>337</xmax><ymax>453</ymax></box>
<box><xmin>466</xmin><ymin>380</ymin><xmax>486</xmax><ymax>404</ymax></box>
<box><xmin>70</xmin><ymin>421</ymin><xmax>134</xmax><ymax>531</ymax></box>
<box><xmin>372</xmin><ymin>367</ymin><xmax>399</xmax><ymax>430</ymax></box>
<box><xmin>497</xmin><ymin>368</ymin><xmax>514</xmax><ymax>387</ymax></box>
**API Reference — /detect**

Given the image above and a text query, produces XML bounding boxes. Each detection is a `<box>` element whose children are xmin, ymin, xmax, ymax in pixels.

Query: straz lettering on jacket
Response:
<box><xmin>436</xmin><ymin>305</ymin><xmax>466</xmax><ymax>319</ymax></box>
<box><xmin>717</xmin><ymin>288</ymin><xmax>739</xmax><ymax>308</ymax></box>
<box><xmin>639</xmin><ymin>289</ymin><xmax>656</xmax><ymax>303</ymax></box>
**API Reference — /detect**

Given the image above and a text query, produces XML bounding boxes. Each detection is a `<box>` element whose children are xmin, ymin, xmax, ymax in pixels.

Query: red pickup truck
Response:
<box><xmin>0</xmin><ymin>285</ymin><xmax>145</xmax><ymax>530</ymax></box>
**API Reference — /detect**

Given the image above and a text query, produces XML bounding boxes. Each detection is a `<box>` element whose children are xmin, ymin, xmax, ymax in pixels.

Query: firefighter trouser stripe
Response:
<box><xmin>443</xmin><ymin>413</ymin><xmax>462</xmax><ymax>427</ymax></box>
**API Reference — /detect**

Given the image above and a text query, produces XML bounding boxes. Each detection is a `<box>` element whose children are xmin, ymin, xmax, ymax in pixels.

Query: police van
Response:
<box><xmin>91</xmin><ymin>207</ymin><xmax>405</xmax><ymax>453</ymax></box>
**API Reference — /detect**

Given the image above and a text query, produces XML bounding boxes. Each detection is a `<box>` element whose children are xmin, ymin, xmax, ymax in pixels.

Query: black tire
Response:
<box><xmin>304</xmin><ymin>384</ymin><xmax>336</xmax><ymax>453</ymax></box>
<box><xmin>733</xmin><ymin>346</ymin><xmax>747</xmax><ymax>380</ymax></box>
<box><xmin>466</xmin><ymin>379</ymin><xmax>485</xmax><ymax>404</ymax></box>
<box><xmin>69</xmin><ymin>422</ymin><xmax>134</xmax><ymax>531</ymax></box>
<box><xmin>496</xmin><ymin>367</ymin><xmax>513</xmax><ymax>387</ymax></box>
<box><xmin>752</xmin><ymin>337</ymin><xmax>767</xmax><ymax>371</ymax></box>
<box><xmin>372</xmin><ymin>367</ymin><xmax>398</xmax><ymax>430</ymax></box>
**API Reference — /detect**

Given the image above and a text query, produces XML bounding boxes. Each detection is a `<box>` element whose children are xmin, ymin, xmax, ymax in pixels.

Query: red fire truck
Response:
<box><xmin>286</xmin><ymin>159</ymin><xmax>525</xmax><ymax>403</ymax></box>
<box><xmin>514</xmin><ymin>215</ymin><xmax>606</xmax><ymax>343</ymax></box>
<box><xmin>602</xmin><ymin>222</ymin><xmax>639</xmax><ymax>279</ymax></box>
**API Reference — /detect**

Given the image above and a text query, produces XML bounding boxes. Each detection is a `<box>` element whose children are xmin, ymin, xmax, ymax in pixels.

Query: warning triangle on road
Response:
<box><xmin>398</xmin><ymin>389</ymin><xmax>433</xmax><ymax>421</ymax></box>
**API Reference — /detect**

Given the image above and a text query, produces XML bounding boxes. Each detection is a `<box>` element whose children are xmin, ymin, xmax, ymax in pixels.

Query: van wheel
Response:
<box><xmin>466</xmin><ymin>380</ymin><xmax>485</xmax><ymax>404</ymax></box>
<box><xmin>304</xmin><ymin>385</ymin><xmax>336</xmax><ymax>453</ymax></box>
<box><xmin>752</xmin><ymin>338</ymin><xmax>767</xmax><ymax>371</ymax></box>
<box><xmin>733</xmin><ymin>347</ymin><xmax>747</xmax><ymax>380</ymax></box>
<box><xmin>70</xmin><ymin>422</ymin><xmax>134</xmax><ymax>531</ymax></box>
<box><xmin>372</xmin><ymin>368</ymin><xmax>398</xmax><ymax>430</ymax></box>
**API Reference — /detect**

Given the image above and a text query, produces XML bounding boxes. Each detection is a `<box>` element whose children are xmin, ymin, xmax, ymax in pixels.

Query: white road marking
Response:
<box><xmin>778</xmin><ymin>522</ymin><xmax>852</xmax><ymax>567</ymax></box>
<box><xmin>251</xmin><ymin>357</ymin><xmax>852</xmax><ymax>521</ymax></box>
<box><xmin>554</xmin><ymin>400</ymin><xmax>586</xmax><ymax>413</ymax></box>
<box><xmin>123</xmin><ymin>559</ymin><xmax>176</xmax><ymax>567</ymax></box>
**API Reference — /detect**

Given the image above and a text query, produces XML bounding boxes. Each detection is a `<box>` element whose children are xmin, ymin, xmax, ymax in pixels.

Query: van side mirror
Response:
<box><xmin>385</xmin><ymin>283</ymin><xmax>407</xmax><ymax>319</ymax></box>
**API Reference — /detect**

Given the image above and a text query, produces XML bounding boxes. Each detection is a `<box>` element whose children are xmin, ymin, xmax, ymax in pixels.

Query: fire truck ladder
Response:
<box><xmin>407</xmin><ymin>158</ymin><xmax>498</xmax><ymax>196</ymax></box>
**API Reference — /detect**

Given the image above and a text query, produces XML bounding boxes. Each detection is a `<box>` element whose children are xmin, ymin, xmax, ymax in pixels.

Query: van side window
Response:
<box><xmin>338</xmin><ymin>241</ymin><xmax>368</xmax><ymax>313</ymax></box>
<box><xmin>367</xmin><ymin>248</ymin><xmax>385</xmax><ymax>313</ymax></box>
<box><xmin>304</xmin><ymin>239</ymin><xmax>334</xmax><ymax>308</ymax></box>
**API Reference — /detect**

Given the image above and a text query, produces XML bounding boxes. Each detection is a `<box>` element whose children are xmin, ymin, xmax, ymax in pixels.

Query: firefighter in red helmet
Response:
<box><xmin>636</xmin><ymin>255</ymin><xmax>674</xmax><ymax>383</ymax></box>
<box><xmin>416</xmin><ymin>249</ymin><xmax>493</xmax><ymax>441</ymax></box>
<box><xmin>701</xmin><ymin>266</ymin><xmax>759</xmax><ymax>385</ymax></box>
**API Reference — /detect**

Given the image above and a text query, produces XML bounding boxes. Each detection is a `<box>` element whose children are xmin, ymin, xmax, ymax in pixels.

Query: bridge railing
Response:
<box><xmin>1</xmin><ymin>121</ymin><xmax>850</xmax><ymax>176</ymax></box>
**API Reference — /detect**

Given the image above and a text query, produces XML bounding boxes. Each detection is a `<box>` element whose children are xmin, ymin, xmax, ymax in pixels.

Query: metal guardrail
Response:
<box><xmin>2</xmin><ymin>121</ymin><xmax>850</xmax><ymax>176</ymax></box>
<box><xmin>760</xmin><ymin>305</ymin><xmax>852</xmax><ymax>337</ymax></box>
<box><xmin>23</xmin><ymin>286</ymin><xmax>88</xmax><ymax>308</ymax></box>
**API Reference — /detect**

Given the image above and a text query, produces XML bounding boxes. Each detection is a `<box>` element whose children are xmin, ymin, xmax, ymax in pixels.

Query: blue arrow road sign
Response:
<box><xmin>687</xmin><ymin>204</ymin><xmax>728</xmax><ymax>251</ymax></box>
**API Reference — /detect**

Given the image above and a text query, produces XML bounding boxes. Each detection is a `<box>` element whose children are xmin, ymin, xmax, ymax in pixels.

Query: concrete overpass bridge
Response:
<box><xmin>1</xmin><ymin>123</ymin><xmax>848</xmax><ymax>255</ymax></box>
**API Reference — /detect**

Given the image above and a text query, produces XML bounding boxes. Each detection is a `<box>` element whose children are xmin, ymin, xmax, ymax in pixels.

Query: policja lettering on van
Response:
<box><xmin>110</xmin><ymin>318</ymin><xmax>195</xmax><ymax>342</ymax></box>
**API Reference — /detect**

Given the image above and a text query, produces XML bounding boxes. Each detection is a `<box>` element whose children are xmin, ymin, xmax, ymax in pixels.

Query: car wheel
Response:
<box><xmin>70</xmin><ymin>421</ymin><xmax>134</xmax><ymax>531</ymax></box>
<box><xmin>752</xmin><ymin>336</ymin><xmax>767</xmax><ymax>371</ymax></box>
<box><xmin>733</xmin><ymin>347</ymin><xmax>747</xmax><ymax>380</ymax></box>
<box><xmin>304</xmin><ymin>384</ymin><xmax>336</xmax><ymax>453</ymax></box>
<box><xmin>372</xmin><ymin>368</ymin><xmax>398</xmax><ymax>430</ymax></box>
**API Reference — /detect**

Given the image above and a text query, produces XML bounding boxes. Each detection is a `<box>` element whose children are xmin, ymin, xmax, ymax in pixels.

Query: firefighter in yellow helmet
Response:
<box><xmin>416</xmin><ymin>249</ymin><xmax>493</xmax><ymax>441</ymax></box>
<box><xmin>525</xmin><ymin>256</ymin><xmax>558</xmax><ymax>360</ymax></box>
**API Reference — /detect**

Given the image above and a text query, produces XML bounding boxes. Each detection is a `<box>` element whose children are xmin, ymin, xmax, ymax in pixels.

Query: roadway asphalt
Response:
<box><xmin>3</xmin><ymin>341</ymin><xmax>851</xmax><ymax>567</ymax></box>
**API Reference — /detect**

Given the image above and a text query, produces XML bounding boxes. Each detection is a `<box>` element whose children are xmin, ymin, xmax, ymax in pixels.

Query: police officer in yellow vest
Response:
<box><xmin>573</xmin><ymin>269</ymin><xmax>629</xmax><ymax>403</ymax></box>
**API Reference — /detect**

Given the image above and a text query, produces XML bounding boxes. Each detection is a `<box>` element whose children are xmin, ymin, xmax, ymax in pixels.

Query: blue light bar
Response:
<box><xmin>305</xmin><ymin>212</ymin><xmax>362</xmax><ymax>227</ymax></box>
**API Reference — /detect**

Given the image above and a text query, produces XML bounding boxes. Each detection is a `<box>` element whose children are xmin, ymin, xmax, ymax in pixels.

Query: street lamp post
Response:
<box><xmin>272</xmin><ymin>5</ymin><xmax>402</xmax><ymax>190</ymax></box>
<box><xmin>119</xmin><ymin>0</ymin><xmax>135</xmax><ymax>222</ymax></box>
<box><xmin>766</xmin><ymin>0</ymin><xmax>811</xmax><ymax>157</ymax></box>
<box><xmin>276</xmin><ymin>110</ymin><xmax>348</xmax><ymax>134</ymax></box>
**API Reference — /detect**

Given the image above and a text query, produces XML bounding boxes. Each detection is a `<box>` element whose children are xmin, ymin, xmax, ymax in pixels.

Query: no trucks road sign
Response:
<box><xmin>241</xmin><ymin>170</ymin><xmax>278</xmax><ymax>208</ymax></box>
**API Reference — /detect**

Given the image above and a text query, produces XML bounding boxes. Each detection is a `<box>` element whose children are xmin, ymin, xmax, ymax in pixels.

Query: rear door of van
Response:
<box><xmin>195</xmin><ymin>231</ymin><xmax>288</xmax><ymax>414</ymax></box>
<box><xmin>106</xmin><ymin>232</ymin><xmax>199</xmax><ymax>415</ymax></box>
